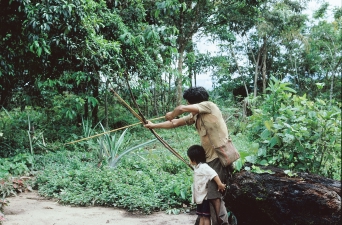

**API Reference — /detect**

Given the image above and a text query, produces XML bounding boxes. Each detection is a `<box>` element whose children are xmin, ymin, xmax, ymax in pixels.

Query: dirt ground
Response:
<box><xmin>2</xmin><ymin>191</ymin><xmax>197</xmax><ymax>225</ymax></box>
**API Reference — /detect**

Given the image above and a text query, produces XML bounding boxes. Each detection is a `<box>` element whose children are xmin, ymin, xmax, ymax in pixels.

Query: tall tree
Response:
<box><xmin>211</xmin><ymin>0</ymin><xmax>311</xmax><ymax>98</ymax></box>
<box><xmin>149</xmin><ymin>0</ymin><xmax>263</xmax><ymax>105</ymax></box>
<box><xmin>305</xmin><ymin>3</ymin><xmax>342</xmax><ymax>101</ymax></box>
<box><xmin>0</xmin><ymin>0</ymin><xmax>169</xmax><ymax>122</ymax></box>
<box><xmin>247</xmin><ymin>0</ymin><xmax>309</xmax><ymax>96</ymax></box>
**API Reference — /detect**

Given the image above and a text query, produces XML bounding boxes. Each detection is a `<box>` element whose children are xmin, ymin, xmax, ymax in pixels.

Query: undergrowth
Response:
<box><xmin>33</xmin><ymin>149</ymin><xmax>193</xmax><ymax>214</ymax></box>
<box><xmin>30</xmin><ymin>126</ymin><xmax>252</xmax><ymax>214</ymax></box>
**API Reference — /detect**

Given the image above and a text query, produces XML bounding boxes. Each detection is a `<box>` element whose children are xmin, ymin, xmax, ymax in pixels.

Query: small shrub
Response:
<box><xmin>247</xmin><ymin>77</ymin><xmax>341</xmax><ymax>180</ymax></box>
<box><xmin>0</xmin><ymin>154</ymin><xmax>34</xmax><ymax>177</ymax></box>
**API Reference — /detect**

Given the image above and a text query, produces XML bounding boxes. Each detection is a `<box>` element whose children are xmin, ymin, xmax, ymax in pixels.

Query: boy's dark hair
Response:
<box><xmin>187</xmin><ymin>145</ymin><xmax>206</xmax><ymax>164</ymax></box>
<box><xmin>183</xmin><ymin>87</ymin><xmax>209</xmax><ymax>104</ymax></box>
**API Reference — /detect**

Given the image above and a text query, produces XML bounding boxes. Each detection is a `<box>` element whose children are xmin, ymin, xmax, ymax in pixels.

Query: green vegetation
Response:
<box><xmin>246</xmin><ymin>77</ymin><xmax>341</xmax><ymax>180</ymax></box>
<box><xmin>34</xmin><ymin>150</ymin><xmax>192</xmax><ymax>213</ymax></box>
<box><xmin>0</xmin><ymin>154</ymin><xmax>34</xmax><ymax>177</ymax></box>
<box><xmin>1</xmin><ymin>80</ymin><xmax>339</xmax><ymax>216</ymax></box>
<box><xmin>0</xmin><ymin>0</ymin><xmax>341</xmax><ymax>222</ymax></box>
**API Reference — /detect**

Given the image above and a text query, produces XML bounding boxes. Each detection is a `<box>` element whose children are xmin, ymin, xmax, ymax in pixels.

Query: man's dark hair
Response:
<box><xmin>187</xmin><ymin>145</ymin><xmax>206</xmax><ymax>164</ymax></box>
<box><xmin>183</xmin><ymin>87</ymin><xmax>209</xmax><ymax>104</ymax></box>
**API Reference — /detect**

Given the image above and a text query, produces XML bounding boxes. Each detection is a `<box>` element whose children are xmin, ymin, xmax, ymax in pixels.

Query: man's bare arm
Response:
<box><xmin>144</xmin><ymin>118</ymin><xmax>187</xmax><ymax>129</ymax></box>
<box><xmin>165</xmin><ymin>105</ymin><xmax>199</xmax><ymax>121</ymax></box>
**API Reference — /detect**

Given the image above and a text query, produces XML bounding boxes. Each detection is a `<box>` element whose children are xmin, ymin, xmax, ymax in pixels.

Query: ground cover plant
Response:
<box><xmin>33</xmin><ymin>149</ymin><xmax>193</xmax><ymax>213</ymax></box>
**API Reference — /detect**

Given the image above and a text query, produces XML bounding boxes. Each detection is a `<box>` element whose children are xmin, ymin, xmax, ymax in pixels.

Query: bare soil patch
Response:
<box><xmin>3</xmin><ymin>191</ymin><xmax>197</xmax><ymax>225</ymax></box>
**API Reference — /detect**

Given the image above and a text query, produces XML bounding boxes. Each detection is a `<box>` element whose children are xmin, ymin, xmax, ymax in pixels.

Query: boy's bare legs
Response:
<box><xmin>196</xmin><ymin>199</ymin><xmax>228</xmax><ymax>225</ymax></box>
<box><xmin>200</xmin><ymin>216</ymin><xmax>211</xmax><ymax>225</ymax></box>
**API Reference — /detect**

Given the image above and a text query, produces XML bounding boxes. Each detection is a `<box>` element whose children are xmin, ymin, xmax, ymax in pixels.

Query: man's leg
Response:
<box><xmin>204</xmin><ymin>159</ymin><xmax>231</xmax><ymax>225</ymax></box>
<box><xmin>209</xmin><ymin>198</ymin><xmax>229</xmax><ymax>225</ymax></box>
<box><xmin>218</xmin><ymin>198</ymin><xmax>229</xmax><ymax>225</ymax></box>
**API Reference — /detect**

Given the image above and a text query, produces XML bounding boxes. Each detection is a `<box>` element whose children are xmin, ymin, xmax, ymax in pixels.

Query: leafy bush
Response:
<box><xmin>0</xmin><ymin>108</ymin><xmax>35</xmax><ymax>157</ymax></box>
<box><xmin>0</xmin><ymin>105</ymin><xmax>81</xmax><ymax>157</ymax></box>
<box><xmin>0</xmin><ymin>154</ymin><xmax>34</xmax><ymax>177</ymax></box>
<box><xmin>247</xmin><ymin>77</ymin><xmax>341</xmax><ymax>180</ymax></box>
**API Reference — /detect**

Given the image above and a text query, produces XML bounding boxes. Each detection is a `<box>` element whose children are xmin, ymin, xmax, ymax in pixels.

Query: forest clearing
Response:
<box><xmin>0</xmin><ymin>0</ymin><xmax>341</xmax><ymax>225</ymax></box>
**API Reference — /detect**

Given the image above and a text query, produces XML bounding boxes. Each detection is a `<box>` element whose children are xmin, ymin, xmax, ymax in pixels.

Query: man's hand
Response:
<box><xmin>144</xmin><ymin>121</ymin><xmax>154</xmax><ymax>129</ymax></box>
<box><xmin>165</xmin><ymin>112</ymin><xmax>174</xmax><ymax>121</ymax></box>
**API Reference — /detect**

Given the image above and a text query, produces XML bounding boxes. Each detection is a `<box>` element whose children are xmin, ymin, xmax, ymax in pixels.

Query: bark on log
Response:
<box><xmin>224</xmin><ymin>164</ymin><xmax>341</xmax><ymax>225</ymax></box>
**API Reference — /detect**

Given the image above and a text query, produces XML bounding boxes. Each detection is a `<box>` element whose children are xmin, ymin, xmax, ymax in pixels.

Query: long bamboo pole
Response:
<box><xmin>65</xmin><ymin>116</ymin><xmax>164</xmax><ymax>145</ymax></box>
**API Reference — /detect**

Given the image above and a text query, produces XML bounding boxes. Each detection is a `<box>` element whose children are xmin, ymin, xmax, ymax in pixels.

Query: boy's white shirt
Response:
<box><xmin>191</xmin><ymin>162</ymin><xmax>218</xmax><ymax>204</ymax></box>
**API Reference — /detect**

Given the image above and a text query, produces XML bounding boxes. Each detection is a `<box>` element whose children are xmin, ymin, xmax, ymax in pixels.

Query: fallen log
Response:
<box><xmin>224</xmin><ymin>164</ymin><xmax>341</xmax><ymax>225</ymax></box>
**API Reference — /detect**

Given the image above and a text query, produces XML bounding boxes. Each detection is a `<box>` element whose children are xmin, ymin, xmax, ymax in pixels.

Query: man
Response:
<box><xmin>144</xmin><ymin>86</ymin><xmax>230</xmax><ymax>225</ymax></box>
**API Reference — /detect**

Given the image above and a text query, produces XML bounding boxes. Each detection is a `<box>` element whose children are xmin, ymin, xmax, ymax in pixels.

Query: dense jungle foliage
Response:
<box><xmin>0</xmin><ymin>0</ymin><xmax>341</xmax><ymax>219</ymax></box>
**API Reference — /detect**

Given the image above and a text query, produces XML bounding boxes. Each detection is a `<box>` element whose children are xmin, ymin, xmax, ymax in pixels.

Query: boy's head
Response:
<box><xmin>187</xmin><ymin>145</ymin><xmax>206</xmax><ymax>165</ymax></box>
<box><xmin>183</xmin><ymin>87</ymin><xmax>209</xmax><ymax>104</ymax></box>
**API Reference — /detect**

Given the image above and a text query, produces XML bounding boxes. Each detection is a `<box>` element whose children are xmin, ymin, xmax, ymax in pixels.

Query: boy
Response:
<box><xmin>188</xmin><ymin>145</ymin><xmax>226</xmax><ymax>225</ymax></box>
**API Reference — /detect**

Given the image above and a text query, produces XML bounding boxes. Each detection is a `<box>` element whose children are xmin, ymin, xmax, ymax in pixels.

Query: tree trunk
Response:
<box><xmin>0</xmin><ymin>87</ymin><xmax>11</xmax><ymax>108</ymax></box>
<box><xmin>289</xmin><ymin>52</ymin><xmax>296</xmax><ymax>89</ymax></box>
<box><xmin>92</xmin><ymin>76</ymin><xmax>99</xmax><ymax>126</ymax></box>
<box><xmin>176</xmin><ymin>47</ymin><xmax>184</xmax><ymax>106</ymax></box>
<box><xmin>105</xmin><ymin>80</ymin><xmax>109</xmax><ymax>129</ymax></box>
<box><xmin>230</xmin><ymin>44</ymin><xmax>249</xmax><ymax>97</ymax></box>
<box><xmin>153</xmin><ymin>85</ymin><xmax>158</xmax><ymax>115</ymax></box>
<box><xmin>262</xmin><ymin>37</ymin><xmax>267</xmax><ymax>94</ymax></box>
<box><xmin>168</xmin><ymin>72</ymin><xmax>172</xmax><ymax>111</ymax></box>
<box><xmin>249</xmin><ymin>44</ymin><xmax>261</xmax><ymax>98</ymax></box>
<box><xmin>188</xmin><ymin>67</ymin><xmax>193</xmax><ymax>88</ymax></box>
<box><xmin>330</xmin><ymin>72</ymin><xmax>334</xmax><ymax>104</ymax></box>
<box><xmin>84</xmin><ymin>101</ymin><xmax>89</xmax><ymax>120</ymax></box>
<box><xmin>224</xmin><ymin>164</ymin><xmax>341</xmax><ymax>225</ymax></box>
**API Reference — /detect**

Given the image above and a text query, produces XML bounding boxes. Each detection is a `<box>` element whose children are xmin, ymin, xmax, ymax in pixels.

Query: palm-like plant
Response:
<box><xmin>97</xmin><ymin>123</ymin><xmax>156</xmax><ymax>168</ymax></box>
<box><xmin>108</xmin><ymin>139</ymin><xmax>157</xmax><ymax>168</ymax></box>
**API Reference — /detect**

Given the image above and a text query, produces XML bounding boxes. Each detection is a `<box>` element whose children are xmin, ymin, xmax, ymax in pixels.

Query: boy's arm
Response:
<box><xmin>212</xmin><ymin>175</ymin><xmax>226</xmax><ymax>192</ymax></box>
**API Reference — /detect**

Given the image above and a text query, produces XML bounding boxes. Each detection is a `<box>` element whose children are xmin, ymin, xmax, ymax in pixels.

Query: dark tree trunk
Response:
<box><xmin>262</xmin><ymin>36</ymin><xmax>267</xmax><ymax>94</ymax></box>
<box><xmin>104</xmin><ymin>81</ymin><xmax>109</xmax><ymax>129</ymax></box>
<box><xmin>92</xmin><ymin>76</ymin><xmax>99</xmax><ymax>126</ymax></box>
<box><xmin>224</xmin><ymin>164</ymin><xmax>341</xmax><ymax>225</ymax></box>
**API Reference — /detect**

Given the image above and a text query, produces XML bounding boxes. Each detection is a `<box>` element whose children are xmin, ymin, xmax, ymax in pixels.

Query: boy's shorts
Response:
<box><xmin>196</xmin><ymin>199</ymin><xmax>210</xmax><ymax>217</ymax></box>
